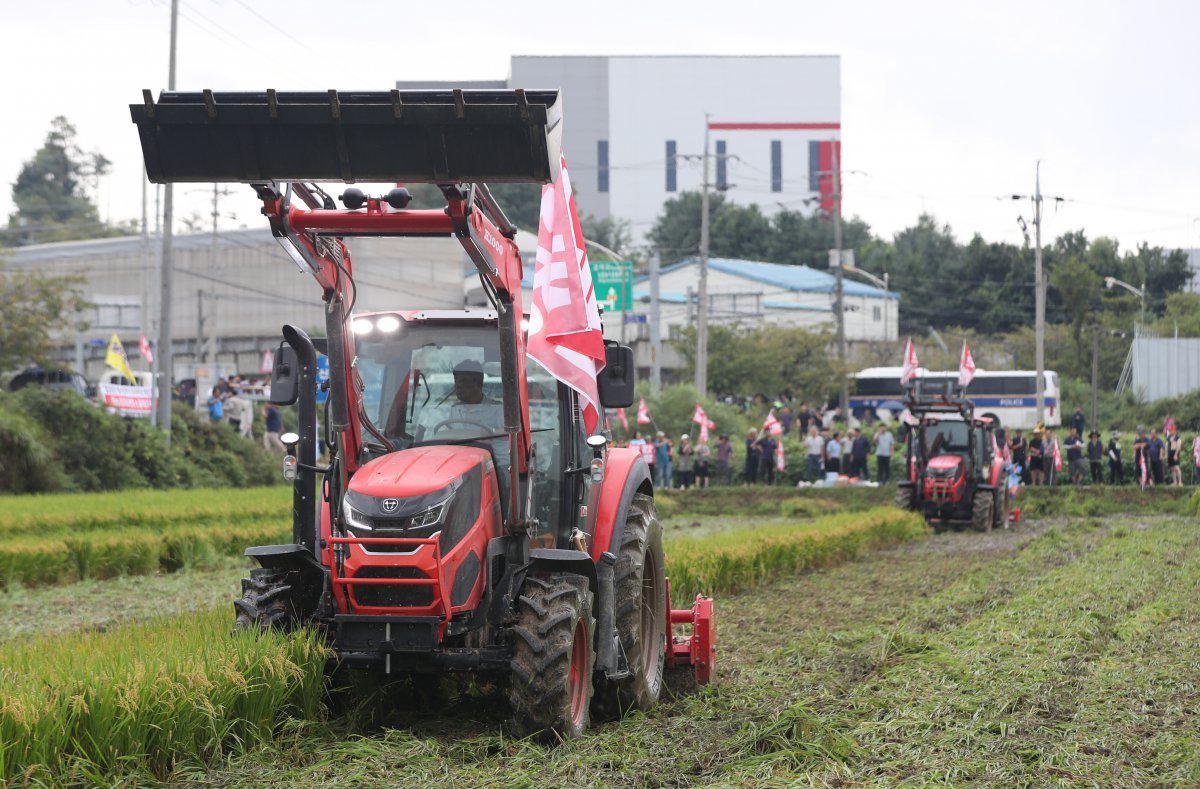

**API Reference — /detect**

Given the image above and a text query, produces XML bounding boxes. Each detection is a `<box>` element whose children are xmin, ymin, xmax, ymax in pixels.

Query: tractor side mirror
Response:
<box><xmin>270</xmin><ymin>344</ymin><xmax>299</xmax><ymax>405</ymax></box>
<box><xmin>597</xmin><ymin>342</ymin><xmax>635</xmax><ymax>408</ymax></box>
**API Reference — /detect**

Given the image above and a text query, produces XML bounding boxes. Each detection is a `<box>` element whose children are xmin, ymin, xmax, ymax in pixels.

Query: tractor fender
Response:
<box><xmin>527</xmin><ymin>548</ymin><xmax>599</xmax><ymax>622</ymax></box>
<box><xmin>591</xmin><ymin>448</ymin><xmax>653</xmax><ymax>563</ymax></box>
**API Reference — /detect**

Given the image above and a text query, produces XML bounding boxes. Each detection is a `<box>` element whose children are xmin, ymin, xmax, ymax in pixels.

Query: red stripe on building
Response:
<box><xmin>707</xmin><ymin>122</ymin><xmax>840</xmax><ymax>131</ymax></box>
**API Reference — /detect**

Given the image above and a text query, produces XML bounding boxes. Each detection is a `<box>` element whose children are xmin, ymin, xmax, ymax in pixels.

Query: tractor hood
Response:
<box><xmin>926</xmin><ymin>454</ymin><xmax>964</xmax><ymax>475</ymax></box>
<box><xmin>346</xmin><ymin>445</ymin><xmax>490</xmax><ymax>517</ymax></box>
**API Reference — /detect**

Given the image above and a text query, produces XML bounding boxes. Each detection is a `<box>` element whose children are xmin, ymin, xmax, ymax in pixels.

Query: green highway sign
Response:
<box><xmin>590</xmin><ymin>259</ymin><xmax>633</xmax><ymax>312</ymax></box>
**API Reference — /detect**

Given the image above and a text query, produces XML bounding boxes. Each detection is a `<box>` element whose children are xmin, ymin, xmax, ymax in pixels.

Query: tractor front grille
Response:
<box><xmin>351</xmin><ymin>567</ymin><xmax>434</xmax><ymax>608</ymax></box>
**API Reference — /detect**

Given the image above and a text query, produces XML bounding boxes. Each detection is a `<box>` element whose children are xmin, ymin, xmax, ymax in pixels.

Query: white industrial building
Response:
<box><xmin>399</xmin><ymin>54</ymin><xmax>842</xmax><ymax>240</ymax></box>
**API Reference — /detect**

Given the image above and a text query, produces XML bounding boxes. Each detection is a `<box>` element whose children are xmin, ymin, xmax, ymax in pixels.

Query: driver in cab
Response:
<box><xmin>448</xmin><ymin>359</ymin><xmax>503</xmax><ymax>433</ymax></box>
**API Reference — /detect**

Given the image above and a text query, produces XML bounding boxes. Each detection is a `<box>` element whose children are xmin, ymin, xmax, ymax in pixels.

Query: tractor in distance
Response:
<box><xmin>130</xmin><ymin>88</ymin><xmax>714</xmax><ymax>740</ymax></box>
<box><xmin>894</xmin><ymin>377</ymin><xmax>1008</xmax><ymax>531</ymax></box>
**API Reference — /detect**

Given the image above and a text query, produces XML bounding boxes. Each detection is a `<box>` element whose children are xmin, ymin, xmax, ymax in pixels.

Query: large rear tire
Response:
<box><xmin>971</xmin><ymin>490</ymin><xmax>994</xmax><ymax>532</ymax></box>
<box><xmin>593</xmin><ymin>493</ymin><xmax>667</xmax><ymax>720</ymax></box>
<box><xmin>894</xmin><ymin>485</ymin><xmax>915</xmax><ymax>511</ymax></box>
<box><xmin>509</xmin><ymin>574</ymin><xmax>595</xmax><ymax>742</ymax></box>
<box><xmin>233</xmin><ymin>567</ymin><xmax>300</xmax><ymax>632</ymax></box>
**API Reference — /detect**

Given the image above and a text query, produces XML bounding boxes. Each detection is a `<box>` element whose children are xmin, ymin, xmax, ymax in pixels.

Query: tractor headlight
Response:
<box><xmin>343</xmin><ymin>501</ymin><xmax>373</xmax><ymax>531</ymax></box>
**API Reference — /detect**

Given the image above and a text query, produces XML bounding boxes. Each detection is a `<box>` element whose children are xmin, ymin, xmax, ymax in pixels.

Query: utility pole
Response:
<box><xmin>649</xmin><ymin>252</ymin><xmax>662</xmax><ymax>389</ymax></box>
<box><xmin>1091</xmin><ymin>325</ymin><xmax>1099</xmax><ymax>431</ymax></box>
<box><xmin>156</xmin><ymin>0</ymin><xmax>179</xmax><ymax>438</ymax></box>
<box><xmin>1033</xmin><ymin>162</ymin><xmax>1046</xmax><ymax>424</ymax></box>
<box><xmin>695</xmin><ymin>115</ymin><xmax>711</xmax><ymax>399</ymax></box>
<box><xmin>832</xmin><ymin>141</ymin><xmax>848</xmax><ymax>420</ymax></box>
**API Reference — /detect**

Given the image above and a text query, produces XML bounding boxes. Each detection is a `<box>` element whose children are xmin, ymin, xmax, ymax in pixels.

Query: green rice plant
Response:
<box><xmin>665</xmin><ymin>507</ymin><xmax>927</xmax><ymax>607</ymax></box>
<box><xmin>0</xmin><ymin>485</ymin><xmax>292</xmax><ymax>538</ymax></box>
<box><xmin>0</xmin><ymin>520</ymin><xmax>290</xmax><ymax>590</ymax></box>
<box><xmin>0</xmin><ymin>608</ymin><xmax>329</xmax><ymax>784</ymax></box>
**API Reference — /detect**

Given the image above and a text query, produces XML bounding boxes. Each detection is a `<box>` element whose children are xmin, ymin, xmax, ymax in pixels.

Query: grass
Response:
<box><xmin>0</xmin><ymin>556</ymin><xmax>252</xmax><ymax>641</ymax></box>
<box><xmin>187</xmin><ymin>513</ymin><xmax>1199</xmax><ymax>787</ymax></box>
<box><xmin>0</xmin><ymin>609</ymin><xmax>328</xmax><ymax>785</ymax></box>
<box><xmin>0</xmin><ymin>507</ymin><xmax>926</xmax><ymax>785</ymax></box>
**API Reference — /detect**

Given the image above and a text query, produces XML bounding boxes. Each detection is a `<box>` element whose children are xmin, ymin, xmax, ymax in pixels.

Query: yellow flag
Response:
<box><xmin>105</xmin><ymin>333</ymin><xmax>138</xmax><ymax>383</ymax></box>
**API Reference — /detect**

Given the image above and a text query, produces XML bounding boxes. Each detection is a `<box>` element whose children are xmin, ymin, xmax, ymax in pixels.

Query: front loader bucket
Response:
<box><xmin>130</xmin><ymin>89</ymin><xmax>562</xmax><ymax>185</ymax></box>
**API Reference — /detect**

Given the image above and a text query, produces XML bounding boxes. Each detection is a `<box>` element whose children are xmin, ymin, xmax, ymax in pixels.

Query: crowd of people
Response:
<box><xmin>612</xmin><ymin>401</ymin><xmax>1200</xmax><ymax>491</ymax></box>
<box><xmin>204</xmin><ymin>376</ymin><xmax>285</xmax><ymax>451</ymax></box>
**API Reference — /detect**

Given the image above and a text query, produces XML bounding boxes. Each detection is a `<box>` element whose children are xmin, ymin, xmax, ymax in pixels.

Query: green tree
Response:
<box><xmin>581</xmin><ymin>215</ymin><xmax>633</xmax><ymax>259</ymax></box>
<box><xmin>1048</xmin><ymin>255</ymin><xmax>1101</xmax><ymax>346</ymax></box>
<box><xmin>0</xmin><ymin>262</ymin><xmax>89</xmax><ymax>372</ymax></box>
<box><xmin>6</xmin><ymin>117</ymin><xmax>116</xmax><ymax>246</ymax></box>
<box><xmin>673</xmin><ymin>324</ymin><xmax>839</xmax><ymax>399</ymax></box>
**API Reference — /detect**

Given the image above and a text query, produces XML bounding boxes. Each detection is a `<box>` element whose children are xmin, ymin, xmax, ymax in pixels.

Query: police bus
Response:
<box><xmin>850</xmin><ymin>367</ymin><xmax>1061</xmax><ymax>430</ymax></box>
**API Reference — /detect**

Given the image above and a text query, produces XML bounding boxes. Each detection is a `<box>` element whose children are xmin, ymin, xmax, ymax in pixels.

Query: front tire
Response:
<box><xmin>509</xmin><ymin>574</ymin><xmax>595</xmax><ymax>742</ymax></box>
<box><xmin>593</xmin><ymin>493</ymin><xmax>667</xmax><ymax>720</ymax></box>
<box><xmin>971</xmin><ymin>490</ymin><xmax>994</xmax><ymax>532</ymax></box>
<box><xmin>233</xmin><ymin>567</ymin><xmax>299</xmax><ymax>632</ymax></box>
<box><xmin>894</xmin><ymin>485</ymin><xmax>915</xmax><ymax>511</ymax></box>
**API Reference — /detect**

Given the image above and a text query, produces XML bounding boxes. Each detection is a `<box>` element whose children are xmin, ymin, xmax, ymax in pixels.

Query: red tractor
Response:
<box><xmin>894</xmin><ymin>379</ymin><xmax>1008</xmax><ymax>531</ymax></box>
<box><xmin>130</xmin><ymin>89</ymin><xmax>714</xmax><ymax>739</ymax></box>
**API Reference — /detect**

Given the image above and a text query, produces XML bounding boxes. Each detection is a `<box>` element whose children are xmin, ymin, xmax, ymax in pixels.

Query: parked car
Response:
<box><xmin>7</xmin><ymin>367</ymin><xmax>93</xmax><ymax>398</ymax></box>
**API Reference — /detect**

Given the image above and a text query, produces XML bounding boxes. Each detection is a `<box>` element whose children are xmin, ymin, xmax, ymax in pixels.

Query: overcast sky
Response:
<box><xmin>4</xmin><ymin>0</ymin><xmax>1197</xmax><ymax>253</ymax></box>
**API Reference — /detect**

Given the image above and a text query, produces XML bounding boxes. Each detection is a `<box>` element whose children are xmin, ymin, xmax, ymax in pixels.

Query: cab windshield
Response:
<box><xmin>353</xmin><ymin>319</ymin><xmax>505</xmax><ymax>453</ymax></box>
<box><xmin>923</xmin><ymin>420</ymin><xmax>969</xmax><ymax>456</ymax></box>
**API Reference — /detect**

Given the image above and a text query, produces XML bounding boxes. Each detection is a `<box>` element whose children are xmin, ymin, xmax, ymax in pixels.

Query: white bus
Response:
<box><xmin>850</xmin><ymin>367</ymin><xmax>1061</xmax><ymax>430</ymax></box>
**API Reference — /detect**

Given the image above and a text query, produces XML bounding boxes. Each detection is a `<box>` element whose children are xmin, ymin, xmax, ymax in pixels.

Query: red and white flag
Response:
<box><xmin>958</xmin><ymin>339</ymin><xmax>977</xmax><ymax>387</ymax></box>
<box><xmin>636</xmin><ymin>397</ymin><xmax>651</xmax><ymax>425</ymax></box>
<box><xmin>138</xmin><ymin>333</ymin><xmax>154</xmax><ymax>365</ymax></box>
<box><xmin>527</xmin><ymin>154</ymin><xmax>607</xmax><ymax>434</ymax></box>
<box><xmin>1192</xmin><ymin>434</ymin><xmax>1200</xmax><ymax>467</ymax></box>
<box><xmin>1052</xmin><ymin>438</ymin><xmax>1063</xmax><ymax>472</ymax></box>
<box><xmin>762</xmin><ymin>410</ymin><xmax>783</xmax><ymax>437</ymax></box>
<box><xmin>900</xmin><ymin>338</ymin><xmax>919</xmax><ymax>384</ymax></box>
<box><xmin>776</xmin><ymin>440</ymin><xmax>786</xmax><ymax>472</ymax></box>
<box><xmin>260</xmin><ymin>348</ymin><xmax>274</xmax><ymax>374</ymax></box>
<box><xmin>617</xmin><ymin>407</ymin><xmax>629</xmax><ymax>433</ymax></box>
<box><xmin>693</xmin><ymin>403</ymin><xmax>716</xmax><ymax>442</ymax></box>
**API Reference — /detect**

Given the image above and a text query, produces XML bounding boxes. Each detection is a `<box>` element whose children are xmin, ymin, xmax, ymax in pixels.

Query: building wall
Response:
<box><xmin>413</xmin><ymin>56</ymin><xmax>841</xmax><ymax>241</ymax></box>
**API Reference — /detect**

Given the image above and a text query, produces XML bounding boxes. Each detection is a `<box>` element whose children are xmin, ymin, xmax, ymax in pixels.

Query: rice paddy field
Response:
<box><xmin>1</xmin><ymin>484</ymin><xmax>1198</xmax><ymax>786</ymax></box>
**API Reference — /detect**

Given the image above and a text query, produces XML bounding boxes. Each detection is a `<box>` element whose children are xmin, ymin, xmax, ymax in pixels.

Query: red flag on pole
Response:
<box><xmin>762</xmin><ymin>410</ymin><xmax>783</xmax><ymax>436</ymax></box>
<box><xmin>139</xmin><ymin>333</ymin><xmax>154</xmax><ymax>365</ymax></box>
<box><xmin>958</xmin><ymin>340</ymin><xmax>977</xmax><ymax>387</ymax></box>
<box><xmin>693</xmin><ymin>403</ymin><xmax>716</xmax><ymax>442</ymax></box>
<box><xmin>617</xmin><ymin>407</ymin><xmax>629</xmax><ymax>432</ymax></box>
<box><xmin>527</xmin><ymin>154</ymin><xmax>607</xmax><ymax>434</ymax></box>
<box><xmin>900</xmin><ymin>338</ymin><xmax>919</xmax><ymax>385</ymax></box>
<box><xmin>259</xmin><ymin>348</ymin><xmax>274</xmax><ymax>374</ymax></box>
<box><xmin>636</xmin><ymin>397</ymin><xmax>651</xmax><ymax>425</ymax></box>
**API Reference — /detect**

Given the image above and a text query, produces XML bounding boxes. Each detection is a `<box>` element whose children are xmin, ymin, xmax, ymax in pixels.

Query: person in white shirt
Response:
<box><xmin>803</xmin><ymin>426</ymin><xmax>825</xmax><ymax>482</ymax></box>
<box><xmin>874</xmin><ymin>425</ymin><xmax>895</xmax><ymax>484</ymax></box>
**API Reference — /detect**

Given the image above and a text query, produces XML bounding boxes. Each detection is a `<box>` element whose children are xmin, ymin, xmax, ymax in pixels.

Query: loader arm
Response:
<box><xmin>131</xmin><ymin>88</ymin><xmax>560</xmax><ymax>523</ymax></box>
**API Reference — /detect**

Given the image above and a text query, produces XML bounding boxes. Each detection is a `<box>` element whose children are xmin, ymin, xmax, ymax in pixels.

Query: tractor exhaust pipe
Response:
<box><xmin>282</xmin><ymin>325</ymin><xmax>319</xmax><ymax>556</ymax></box>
